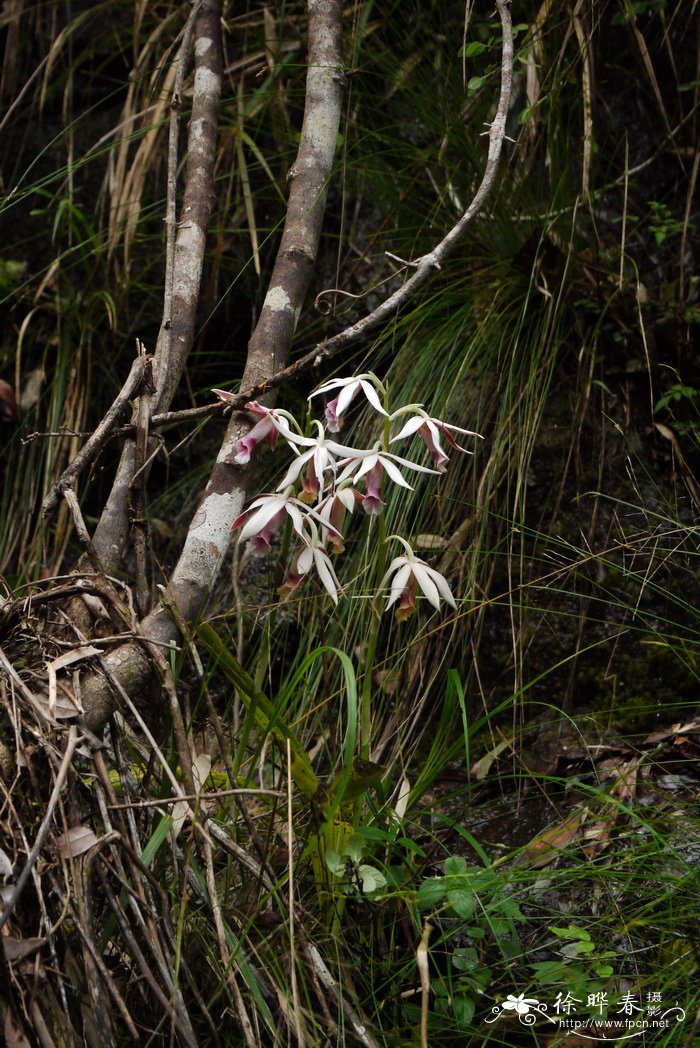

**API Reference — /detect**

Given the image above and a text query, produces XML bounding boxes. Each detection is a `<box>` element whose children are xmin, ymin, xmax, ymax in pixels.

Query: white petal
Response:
<box><xmin>309</xmin><ymin>377</ymin><xmax>349</xmax><ymax>398</ymax></box>
<box><xmin>212</xmin><ymin>388</ymin><xmax>237</xmax><ymax>402</ymax></box>
<box><xmin>325</xmin><ymin>438</ymin><xmax>366</xmax><ymax>458</ymax></box>
<box><xmin>360</xmin><ymin>381</ymin><xmax>388</xmax><ymax>416</ymax></box>
<box><xmin>422</xmin><ymin>565</ymin><xmax>456</xmax><ymax>608</ymax></box>
<box><xmin>377</xmin><ymin>557</ymin><xmax>405</xmax><ymax>594</ymax></box>
<box><xmin>351</xmin><ymin>455</ymin><xmax>379</xmax><ymax>483</ymax></box>
<box><xmin>378</xmin><ymin>456</ymin><xmax>414</xmax><ymax>490</ymax></box>
<box><xmin>337</xmin><ymin>488</ymin><xmax>356</xmax><ymax>513</ymax></box>
<box><xmin>276</xmin><ymin>450</ymin><xmax>312</xmax><ymax>490</ymax></box>
<box><xmin>238</xmin><ymin>498</ymin><xmax>283</xmax><ymax>543</ymax></box>
<box><xmin>334</xmin><ymin>460</ymin><xmax>361</xmax><ymax>485</ymax></box>
<box><xmin>384</xmin><ymin>452</ymin><xmax>440</xmax><ymax>475</ymax></box>
<box><xmin>285</xmin><ymin>504</ymin><xmax>307</xmax><ymax>539</ymax></box>
<box><xmin>386</xmin><ymin>555</ymin><xmax>410</xmax><ymax>575</ymax></box>
<box><xmin>389</xmin><ymin>416</ymin><xmax>425</xmax><ymax>442</ymax></box>
<box><xmin>411</xmin><ymin>564</ymin><xmax>441</xmax><ymax>609</ymax></box>
<box><xmin>386</xmin><ymin>563</ymin><xmax>412</xmax><ymax>608</ymax></box>
<box><xmin>282</xmin><ymin>431</ymin><xmax>317</xmax><ymax>448</ymax></box>
<box><xmin>439</xmin><ymin>419</ymin><xmax>483</xmax><ymax>437</ymax></box>
<box><xmin>297</xmin><ymin>546</ymin><xmax>313</xmax><ymax>574</ymax></box>
<box><xmin>313</xmin><ymin>549</ymin><xmax>340</xmax><ymax>603</ymax></box>
<box><xmin>335</xmin><ymin>381</ymin><xmax>360</xmax><ymax>417</ymax></box>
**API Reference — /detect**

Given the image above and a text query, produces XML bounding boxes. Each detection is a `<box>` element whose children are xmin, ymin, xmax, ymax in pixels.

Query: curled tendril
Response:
<box><xmin>314</xmin><ymin>288</ymin><xmax>364</xmax><ymax>315</ymax></box>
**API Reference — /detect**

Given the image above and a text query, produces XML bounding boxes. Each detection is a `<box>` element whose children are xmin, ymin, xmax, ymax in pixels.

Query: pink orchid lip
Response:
<box><xmin>361</xmin><ymin>494</ymin><xmax>385</xmax><ymax>515</ymax></box>
<box><xmin>361</xmin><ymin>462</ymin><xmax>385</xmax><ymax>515</ymax></box>
<box><xmin>418</xmin><ymin>422</ymin><xmax>449</xmax><ymax>470</ymax></box>
<box><xmin>243</xmin><ymin>508</ymin><xmax>285</xmax><ymax>554</ymax></box>
<box><xmin>325</xmin><ymin>397</ymin><xmax>341</xmax><ymax>432</ymax></box>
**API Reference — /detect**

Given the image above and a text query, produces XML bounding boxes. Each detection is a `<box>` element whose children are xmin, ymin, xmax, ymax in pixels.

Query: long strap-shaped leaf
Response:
<box><xmin>196</xmin><ymin>622</ymin><xmax>319</xmax><ymax>800</ymax></box>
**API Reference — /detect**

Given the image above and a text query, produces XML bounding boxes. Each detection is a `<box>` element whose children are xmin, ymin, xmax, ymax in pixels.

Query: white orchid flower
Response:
<box><xmin>295</xmin><ymin>522</ymin><xmax>343</xmax><ymax>604</ymax></box>
<box><xmin>232</xmin><ymin>489</ymin><xmax>333</xmax><ymax>555</ymax></box>
<box><xmin>211</xmin><ymin>395</ymin><xmax>300</xmax><ymax>464</ymax></box>
<box><xmin>335</xmin><ymin>447</ymin><xmax>440</xmax><ymax>514</ymax></box>
<box><xmin>380</xmin><ymin>536</ymin><xmax>456</xmax><ymax>619</ymax></box>
<box><xmin>309</xmin><ymin>373</ymin><xmax>388</xmax><ymax>432</ymax></box>
<box><xmin>275</xmin><ymin>422</ymin><xmax>360</xmax><ymax>499</ymax></box>
<box><xmin>390</xmin><ymin>407</ymin><xmax>482</xmax><ymax>472</ymax></box>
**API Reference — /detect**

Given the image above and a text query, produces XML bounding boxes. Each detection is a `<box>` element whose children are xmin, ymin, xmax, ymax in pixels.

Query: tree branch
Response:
<box><xmin>90</xmin><ymin>0</ymin><xmax>223</xmax><ymax>572</ymax></box>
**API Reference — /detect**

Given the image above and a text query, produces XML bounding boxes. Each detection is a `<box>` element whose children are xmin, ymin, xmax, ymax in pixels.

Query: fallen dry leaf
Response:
<box><xmin>46</xmin><ymin>645</ymin><xmax>101</xmax><ymax>715</ymax></box>
<box><xmin>471</xmin><ymin>737</ymin><xmax>512</xmax><ymax>780</ymax></box>
<box><xmin>515</xmin><ymin>809</ymin><xmax>585</xmax><ymax>869</ymax></box>
<box><xmin>3</xmin><ymin>936</ymin><xmax>45</xmax><ymax>962</ymax></box>
<box><xmin>172</xmin><ymin>753</ymin><xmax>213</xmax><ymax>838</ymax></box>
<box><xmin>55</xmin><ymin>824</ymin><xmax>99</xmax><ymax>859</ymax></box>
<box><xmin>19</xmin><ymin>367</ymin><xmax>44</xmax><ymax>412</ymax></box>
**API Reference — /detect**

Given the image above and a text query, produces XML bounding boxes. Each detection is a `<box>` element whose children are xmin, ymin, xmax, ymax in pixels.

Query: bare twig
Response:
<box><xmin>130</xmin><ymin>339</ymin><xmax>154</xmax><ymax>614</ymax></box>
<box><xmin>42</xmin><ymin>355</ymin><xmax>152</xmax><ymax>518</ymax></box>
<box><xmin>106</xmin><ymin>787</ymin><xmax>283</xmax><ymax>810</ymax></box>
<box><xmin>161</xmin><ymin>2</ymin><xmax>203</xmax><ymax>398</ymax></box>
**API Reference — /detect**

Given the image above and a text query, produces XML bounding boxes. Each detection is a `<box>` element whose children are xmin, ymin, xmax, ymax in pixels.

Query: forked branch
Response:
<box><xmin>79</xmin><ymin>0</ymin><xmax>513</xmax><ymax>730</ymax></box>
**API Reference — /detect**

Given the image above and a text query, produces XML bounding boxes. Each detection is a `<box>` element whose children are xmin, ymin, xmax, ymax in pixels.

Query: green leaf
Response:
<box><xmin>453</xmin><ymin>995</ymin><xmax>476</xmax><ymax>1026</ymax></box>
<box><xmin>140</xmin><ymin>814</ymin><xmax>173</xmax><ymax>867</ymax></box>
<box><xmin>444</xmin><ymin>856</ymin><xmax>468</xmax><ymax>876</ymax></box>
<box><xmin>494</xmin><ymin>897</ymin><xmax>526</xmax><ymax>922</ymax></box>
<box><xmin>459</xmin><ymin>41</ymin><xmax>486</xmax><ymax>58</ymax></box>
<box><xmin>448</xmin><ymin>888</ymin><xmax>474</xmax><ymax>919</ymax></box>
<box><xmin>467</xmin><ymin>75</ymin><xmax>486</xmax><ymax>94</ymax></box>
<box><xmin>486</xmin><ymin>918</ymin><xmax>511</xmax><ymax>937</ymax></box>
<box><xmin>346</xmin><ymin>834</ymin><xmax>364</xmax><ymax>863</ymax></box>
<box><xmin>324</xmin><ymin>849</ymin><xmax>345</xmax><ymax>877</ymax></box>
<box><xmin>549</xmin><ymin>924</ymin><xmax>591</xmax><ymax>941</ymax></box>
<box><xmin>358</xmin><ymin>865</ymin><xmax>387</xmax><ymax>894</ymax></box>
<box><xmin>417</xmin><ymin>877</ymin><xmax>446</xmax><ymax>909</ymax></box>
<box><xmin>452</xmin><ymin>947</ymin><xmax>479</xmax><ymax>972</ymax></box>
<box><xmin>531</xmin><ymin>961</ymin><xmax>570</xmax><ymax>985</ymax></box>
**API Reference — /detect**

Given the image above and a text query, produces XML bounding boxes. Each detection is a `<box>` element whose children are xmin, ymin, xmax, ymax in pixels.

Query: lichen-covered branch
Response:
<box><xmin>91</xmin><ymin>0</ymin><xmax>223</xmax><ymax>572</ymax></box>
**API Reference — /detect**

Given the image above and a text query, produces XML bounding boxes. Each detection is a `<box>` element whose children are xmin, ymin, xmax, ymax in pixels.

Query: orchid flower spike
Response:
<box><xmin>212</xmin><ymin>394</ymin><xmax>300</xmax><ymax>465</ymax></box>
<box><xmin>309</xmin><ymin>373</ymin><xmax>388</xmax><ymax>432</ymax></box>
<box><xmin>380</xmin><ymin>536</ymin><xmax>456</xmax><ymax>619</ymax></box>
<box><xmin>390</xmin><ymin>408</ymin><xmax>482</xmax><ymax>472</ymax></box>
